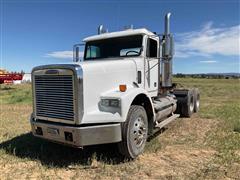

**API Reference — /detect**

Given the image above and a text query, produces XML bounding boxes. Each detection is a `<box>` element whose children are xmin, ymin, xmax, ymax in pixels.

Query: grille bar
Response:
<box><xmin>36</xmin><ymin>103</ymin><xmax>74</xmax><ymax>108</ymax></box>
<box><xmin>35</xmin><ymin>98</ymin><xmax>73</xmax><ymax>102</ymax></box>
<box><xmin>34</xmin><ymin>75</ymin><xmax>75</xmax><ymax>121</ymax></box>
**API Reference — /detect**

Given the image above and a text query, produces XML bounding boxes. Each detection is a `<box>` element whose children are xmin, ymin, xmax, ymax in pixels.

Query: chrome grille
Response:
<box><xmin>34</xmin><ymin>75</ymin><xmax>74</xmax><ymax>121</ymax></box>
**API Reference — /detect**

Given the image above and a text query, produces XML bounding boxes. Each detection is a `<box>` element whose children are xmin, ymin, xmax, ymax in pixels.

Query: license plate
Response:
<box><xmin>47</xmin><ymin>127</ymin><xmax>59</xmax><ymax>136</ymax></box>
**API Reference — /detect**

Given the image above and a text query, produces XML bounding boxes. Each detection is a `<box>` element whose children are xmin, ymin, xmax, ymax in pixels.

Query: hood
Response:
<box><xmin>79</xmin><ymin>59</ymin><xmax>137</xmax><ymax>123</ymax></box>
<box><xmin>79</xmin><ymin>59</ymin><xmax>137</xmax><ymax>77</ymax></box>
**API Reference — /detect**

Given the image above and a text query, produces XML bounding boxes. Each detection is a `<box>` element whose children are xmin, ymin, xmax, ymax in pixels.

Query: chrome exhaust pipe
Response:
<box><xmin>161</xmin><ymin>12</ymin><xmax>174</xmax><ymax>88</ymax></box>
<box><xmin>165</xmin><ymin>13</ymin><xmax>171</xmax><ymax>35</ymax></box>
<box><xmin>98</xmin><ymin>25</ymin><xmax>104</xmax><ymax>34</ymax></box>
<box><xmin>98</xmin><ymin>25</ymin><xmax>108</xmax><ymax>34</ymax></box>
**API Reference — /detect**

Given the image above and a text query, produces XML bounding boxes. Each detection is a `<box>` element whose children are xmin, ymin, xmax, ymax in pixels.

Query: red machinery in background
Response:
<box><xmin>0</xmin><ymin>73</ymin><xmax>23</xmax><ymax>84</ymax></box>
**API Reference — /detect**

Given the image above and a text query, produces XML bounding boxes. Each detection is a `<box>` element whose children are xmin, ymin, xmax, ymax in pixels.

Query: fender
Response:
<box><xmin>100</xmin><ymin>86</ymin><xmax>155</xmax><ymax>122</ymax></box>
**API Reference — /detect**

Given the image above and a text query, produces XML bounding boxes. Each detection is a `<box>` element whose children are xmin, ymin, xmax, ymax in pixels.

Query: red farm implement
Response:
<box><xmin>0</xmin><ymin>73</ymin><xmax>23</xmax><ymax>84</ymax></box>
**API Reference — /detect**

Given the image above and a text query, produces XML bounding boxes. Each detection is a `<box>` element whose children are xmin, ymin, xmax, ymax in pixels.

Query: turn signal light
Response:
<box><xmin>119</xmin><ymin>85</ymin><xmax>127</xmax><ymax>92</ymax></box>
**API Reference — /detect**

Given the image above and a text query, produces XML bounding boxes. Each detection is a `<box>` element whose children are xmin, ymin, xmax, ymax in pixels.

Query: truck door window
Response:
<box><xmin>147</xmin><ymin>38</ymin><xmax>157</xmax><ymax>58</ymax></box>
<box><xmin>86</xmin><ymin>45</ymin><xmax>100</xmax><ymax>59</ymax></box>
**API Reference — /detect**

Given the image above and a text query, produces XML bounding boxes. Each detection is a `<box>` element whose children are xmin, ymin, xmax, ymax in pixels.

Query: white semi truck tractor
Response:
<box><xmin>30</xmin><ymin>13</ymin><xmax>200</xmax><ymax>159</ymax></box>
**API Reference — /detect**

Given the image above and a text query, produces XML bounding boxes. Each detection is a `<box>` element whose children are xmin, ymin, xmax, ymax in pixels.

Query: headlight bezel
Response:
<box><xmin>100</xmin><ymin>98</ymin><xmax>121</xmax><ymax>108</ymax></box>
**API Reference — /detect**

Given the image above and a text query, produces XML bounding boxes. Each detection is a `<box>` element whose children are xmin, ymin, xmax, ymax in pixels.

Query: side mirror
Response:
<box><xmin>75</xmin><ymin>47</ymin><xmax>80</xmax><ymax>62</ymax></box>
<box><xmin>73</xmin><ymin>44</ymin><xmax>85</xmax><ymax>62</ymax></box>
<box><xmin>162</xmin><ymin>35</ymin><xmax>174</xmax><ymax>57</ymax></box>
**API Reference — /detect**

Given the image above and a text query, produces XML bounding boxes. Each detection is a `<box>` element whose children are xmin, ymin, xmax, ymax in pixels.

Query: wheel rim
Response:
<box><xmin>196</xmin><ymin>94</ymin><xmax>200</xmax><ymax>109</ymax></box>
<box><xmin>131</xmin><ymin>117</ymin><xmax>147</xmax><ymax>148</ymax></box>
<box><xmin>190</xmin><ymin>96</ymin><xmax>194</xmax><ymax>112</ymax></box>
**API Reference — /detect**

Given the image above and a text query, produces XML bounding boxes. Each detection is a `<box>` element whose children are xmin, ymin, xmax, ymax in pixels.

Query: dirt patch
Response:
<box><xmin>226</xmin><ymin>162</ymin><xmax>240</xmax><ymax>179</ymax></box>
<box><xmin>139</xmin><ymin>146</ymin><xmax>216</xmax><ymax>179</ymax></box>
<box><xmin>136</xmin><ymin>116</ymin><xmax>219</xmax><ymax>179</ymax></box>
<box><xmin>160</xmin><ymin>115</ymin><xmax>219</xmax><ymax>146</ymax></box>
<box><xmin>235</xmin><ymin>150</ymin><xmax>240</xmax><ymax>157</ymax></box>
<box><xmin>0</xmin><ymin>160</ymin><xmax>41</xmax><ymax>179</ymax></box>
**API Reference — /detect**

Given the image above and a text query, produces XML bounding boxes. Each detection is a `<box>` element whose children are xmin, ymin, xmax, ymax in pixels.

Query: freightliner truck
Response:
<box><xmin>30</xmin><ymin>13</ymin><xmax>200</xmax><ymax>159</ymax></box>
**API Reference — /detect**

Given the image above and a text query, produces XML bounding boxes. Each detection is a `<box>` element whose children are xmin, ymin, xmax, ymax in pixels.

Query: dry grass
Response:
<box><xmin>0</xmin><ymin>78</ymin><xmax>239</xmax><ymax>179</ymax></box>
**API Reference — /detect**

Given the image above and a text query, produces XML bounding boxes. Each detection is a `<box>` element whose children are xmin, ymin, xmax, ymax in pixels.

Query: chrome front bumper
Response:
<box><xmin>30</xmin><ymin>118</ymin><xmax>122</xmax><ymax>147</ymax></box>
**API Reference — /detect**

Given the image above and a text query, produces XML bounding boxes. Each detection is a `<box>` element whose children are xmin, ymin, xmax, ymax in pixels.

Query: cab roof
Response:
<box><xmin>83</xmin><ymin>28</ymin><xmax>155</xmax><ymax>42</ymax></box>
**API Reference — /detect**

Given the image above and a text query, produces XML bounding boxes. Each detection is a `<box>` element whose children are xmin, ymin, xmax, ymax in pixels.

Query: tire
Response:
<box><xmin>118</xmin><ymin>105</ymin><xmax>148</xmax><ymax>159</ymax></box>
<box><xmin>181</xmin><ymin>89</ymin><xmax>194</xmax><ymax>117</ymax></box>
<box><xmin>193</xmin><ymin>88</ymin><xmax>200</xmax><ymax>113</ymax></box>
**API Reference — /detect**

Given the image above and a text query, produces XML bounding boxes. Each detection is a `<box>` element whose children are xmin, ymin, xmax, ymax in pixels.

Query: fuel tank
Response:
<box><xmin>153</xmin><ymin>94</ymin><xmax>177</xmax><ymax>122</ymax></box>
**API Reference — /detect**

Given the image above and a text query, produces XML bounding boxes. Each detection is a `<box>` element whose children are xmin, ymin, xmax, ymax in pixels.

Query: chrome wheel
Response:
<box><xmin>118</xmin><ymin>105</ymin><xmax>148</xmax><ymax>159</ymax></box>
<box><xmin>190</xmin><ymin>96</ymin><xmax>194</xmax><ymax>113</ymax></box>
<box><xmin>193</xmin><ymin>88</ymin><xmax>200</xmax><ymax>113</ymax></box>
<box><xmin>196</xmin><ymin>94</ymin><xmax>200</xmax><ymax>109</ymax></box>
<box><xmin>131</xmin><ymin>117</ymin><xmax>147</xmax><ymax>148</ymax></box>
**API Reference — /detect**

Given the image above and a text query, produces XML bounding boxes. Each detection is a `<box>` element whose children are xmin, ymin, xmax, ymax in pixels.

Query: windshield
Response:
<box><xmin>84</xmin><ymin>35</ymin><xmax>143</xmax><ymax>60</ymax></box>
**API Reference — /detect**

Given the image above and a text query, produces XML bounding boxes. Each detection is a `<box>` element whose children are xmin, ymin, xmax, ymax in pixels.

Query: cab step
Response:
<box><xmin>155</xmin><ymin>114</ymin><xmax>180</xmax><ymax>129</ymax></box>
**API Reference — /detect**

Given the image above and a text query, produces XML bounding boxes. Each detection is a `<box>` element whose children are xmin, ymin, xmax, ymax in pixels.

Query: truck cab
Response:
<box><xmin>30</xmin><ymin>13</ymin><xmax>200</xmax><ymax>159</ymax></box>
<box><xmin>83</xmin><ymin>28</ymin><xmax>160</xmax><ymax>94</ymax></box>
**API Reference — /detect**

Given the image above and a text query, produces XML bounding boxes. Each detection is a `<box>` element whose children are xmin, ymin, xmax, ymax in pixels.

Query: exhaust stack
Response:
<box><xmin>98</xmin><ymin>25</ymin><xmax>108</xmax><ymax>34</ymax></box>
<box><xmin>165</xmin><ymin>13</ymin><xmax>171</xmax><ymax>35</ymax></box>
<box><xmin>161</xmin><ymin>13</ymin><xmax>174</xmax><ymax>88</ymax></box>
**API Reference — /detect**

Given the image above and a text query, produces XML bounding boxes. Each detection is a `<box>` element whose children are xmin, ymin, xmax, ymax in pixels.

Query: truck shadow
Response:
<box><xmin>0</xmin><ymin>133</ymin><xmax>126</xmax><ymax>167</ymax></box>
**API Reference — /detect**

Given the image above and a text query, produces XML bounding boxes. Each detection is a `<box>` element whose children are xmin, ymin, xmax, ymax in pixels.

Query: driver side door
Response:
<box><xmin>145</xmin><ymin>37</ymin><xmax>159</xmax><ymax>97</ymax></box>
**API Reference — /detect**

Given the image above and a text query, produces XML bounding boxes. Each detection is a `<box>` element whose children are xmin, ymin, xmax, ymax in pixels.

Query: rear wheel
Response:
<box><xmin>193</xmin><ymin>88</ymin><xmax>200</xmax><ymax>113</ymax></box>
<box><xmin>118</xmin><ymin>105</ymin><xmax>148</xmax><ymax>159</ymax></box>
<box><xmin>182</xmin><ymin>89</ymin><xmax>194</xmax><ymax>117</ymax></box>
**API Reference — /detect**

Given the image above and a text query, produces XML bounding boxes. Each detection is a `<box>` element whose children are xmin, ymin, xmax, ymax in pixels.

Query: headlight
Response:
<box><xmin>101</xmin><ymin>99</ymin><xmax>120</xmax><ymax>107</ymax></box>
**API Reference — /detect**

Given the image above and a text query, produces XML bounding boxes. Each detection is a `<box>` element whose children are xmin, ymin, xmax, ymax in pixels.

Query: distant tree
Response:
<box><xmin>175</xmin><ymin>73</ymin><xmax>185</xmax><ymax>78</ymax></box>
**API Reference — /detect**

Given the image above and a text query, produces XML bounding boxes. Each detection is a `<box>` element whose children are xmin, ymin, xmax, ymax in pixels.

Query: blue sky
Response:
<box><xmin>0</xmin><ymin>0</ymin><xmax>239</xmax><ymax>73</ymax></box>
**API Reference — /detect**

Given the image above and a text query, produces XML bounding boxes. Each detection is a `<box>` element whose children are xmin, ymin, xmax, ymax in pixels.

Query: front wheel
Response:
<box><xmin>118</xmin><ymin>105</ymin><xmax>148</xmax><ymax>159</ymax></box>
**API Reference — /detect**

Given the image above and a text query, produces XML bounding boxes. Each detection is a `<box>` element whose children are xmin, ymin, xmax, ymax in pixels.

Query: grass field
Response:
<box><xmin>0</xmin><ymin>78</ymin><xmax>239</xmax><ymax>179</ymax></box>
